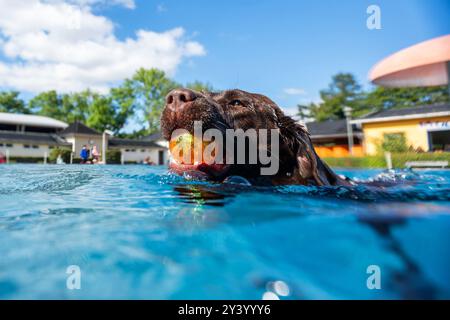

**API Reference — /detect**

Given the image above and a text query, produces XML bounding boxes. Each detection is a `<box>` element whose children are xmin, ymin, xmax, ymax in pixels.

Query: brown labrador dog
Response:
<box><xmin>161</xmin><ymin>88</ymin><xmax>351</xmax><ymax>186</ymax></box>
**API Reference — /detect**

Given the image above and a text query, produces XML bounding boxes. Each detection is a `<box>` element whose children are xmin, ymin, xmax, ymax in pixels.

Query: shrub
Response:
<box><xmin>323</xmin><ymin>152</ymin><xmax>450</xmax><ymax>168</ymax></box>
<box><xmin>9</xmin><ymin>157</ymin><xmax>43</xmax><ymax>164</ymax></box>
<box><xmin>381</xmin><ymin>133</ymin><xmax>408</xmax><ymax>153</ymax></box>
<box><xmin>106</xmin><ymin>149</ymin><xmax>122</xmax><ymax>164</ymax></box>
<box><xmin>49</xmin><ymin>147</ymin><xmax>72</xmax><ymax>164</ymax></box>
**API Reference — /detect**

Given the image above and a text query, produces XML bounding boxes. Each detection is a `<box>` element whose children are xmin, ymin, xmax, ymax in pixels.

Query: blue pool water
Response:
<box><xmin>0</xmin><ymin>165</ymin><xmax>449</xmax><ymax>299</ymax></box>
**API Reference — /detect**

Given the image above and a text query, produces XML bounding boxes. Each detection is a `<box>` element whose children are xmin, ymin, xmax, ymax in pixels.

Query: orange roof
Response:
<box><xmin>369</xmin><ymin>34</ymin><xmax>450</xmax><ymax>87</ymax></box>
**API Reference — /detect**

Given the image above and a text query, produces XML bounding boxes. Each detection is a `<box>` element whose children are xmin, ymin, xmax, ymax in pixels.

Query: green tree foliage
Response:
<box><xmin>29</xmin><ymin>90</ymin><xmax>74</xmax><ymax>122</ymax></box>
<box><xmin>305</xmin><ymin>73</ymin><xmax>366</xmax><ymax>121</ymax></box>
<box><xmin>297</xmin><ymin>104</ymin><xmax>310</xmax><ymax>120</ymax></box>
<box><xmin>299</xmin><ymin>73</ymin><xmax>449</xmax><ymax>121</ymax></box>
<box><xmin>364</xmin><ymin>86</ymin><xmax>449</xmax><ymax>112</ymax></box>
<box><xmin>49</xmin><ymin>147</ymin><xmax>72</xmax><ymax>164</ymax></box>
<box><xmin>29</xmin><ymin>90</ymin><xmax>133</xmax><ymax>134</ymax></box>
<box><xmin>85</xmin><ymin>89</ymin><xmax>135</xmax><ymax>134</ymax></box>
<box><xmin>30</xmin><ymin>90</ymin><xmax>91</xmax><ymax>124</ymax></box>
<box><xmin>4</xmin><ymin>68</ymin><xmax>212</xmax><ymax>137</ymax></box>
<box><xmin>85</xmin><ymin>94</ymin><xmax>115</xmax><ymax>132</ymax></box>
<box><xmin>0</xmin><ymin>91</ymin><xmax>29</xmax><ymax>114</ymax></box>
<box><xmin>186</xmin><ymin>81</ymin><xmax>214</xmax><ymax>93</ymax></box>
<box><xmin>110</xmin><ymin>85</ymin><xmax>135</xmax><ymax>133</ymax></box>
<box><xmin>123</xmin><ymin>68</ymin><xmax>178</xmax><ymax>134</ymax></box>
<box><xmin>116</xmin><ymin>128</ymin><xmax>149</xmax><ymax>139</ymax></box>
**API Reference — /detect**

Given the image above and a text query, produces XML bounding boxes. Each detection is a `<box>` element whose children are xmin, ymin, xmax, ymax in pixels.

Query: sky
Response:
<box><xmin>0</xmin><ymin>0</ymin><xmax>449</xmax><ymax>117</ymax></box>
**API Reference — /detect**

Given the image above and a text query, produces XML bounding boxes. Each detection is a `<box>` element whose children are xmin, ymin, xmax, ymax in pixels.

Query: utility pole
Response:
<box><xmin>344</xmin><ymin>106</ymin><xmax>354</xmax><ymax>156</ymax></box>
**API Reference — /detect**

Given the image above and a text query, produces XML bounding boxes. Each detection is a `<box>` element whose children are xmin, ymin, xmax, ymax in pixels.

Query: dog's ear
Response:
<box><xmin>274</xmin><ymin>111</ymin><xmax>347</xmax><ymax>186</ymax></box>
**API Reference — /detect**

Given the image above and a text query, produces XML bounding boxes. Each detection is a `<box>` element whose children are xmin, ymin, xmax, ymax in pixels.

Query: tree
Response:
<box><xmin>29</xmin><ymin>90</ymin><xmax>69</xmax><ymax>121</ymax></box>
<box><xmin>116</xmin><ymin>127</ymin><xmax>149</xmax><ymax>139</ymax></box>
<box><xmin>4</xmin><ymin>68</ymin><xmax>215</xmax><ymax>137</ymax></box>
<box><xmin>296</xmin><ymin>104</ymin><xmax>311</xmax><ymax>120</ymax></box>
<box><xmin>307</xmin><ymin>73</ymin><xmax>366</xmax><ymax>121</ymax></box>
<box><xmin>85</xmin><ymin>94</ymin><xmax>115</xmax><ymax>132</ymax></box>
<box><xmin>302</xmin><ymin>73</ymin><xmax>450</xmax><ymax>122</ymax></box>
<box><xmin>29</xmin><ymin>90</ymin><xmax>89</xmax><ymax>123</ymax></box>
<box><xmin>186</xmin><ymin>81</ymin><xmax>214</xmax><ymax>93</ymax></box>
<box><xmin>67</xmin><ymin>90</ymin><xmax>91</xmax><ymax>123</ymax></box>
<box><xmin>0</xmin><ymin>91</ymin><xmax>29</xmax><ymax>114</ymax></box>
<box><xmin>29</xmin><ymin>89</ymin><xmax>134</xmax><ymax>133</ymax></box>
<box><xmin>107</xmin><ymin>85</ymin><xmax>135</xmax><ymax>134</ymax></box>
<box><xmin>364</xmin><ymin>86</ymin><xmax>449</xmax><ymax>112</ymax></box>
<box><xmin>124</xmin><ymin>68</ymin><xmax>178</xmax><ymax>134</ymax></box>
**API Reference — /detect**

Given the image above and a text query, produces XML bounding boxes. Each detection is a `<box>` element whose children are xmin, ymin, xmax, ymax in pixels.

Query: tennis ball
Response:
<box><xmin>169</xmin><ymin>133</ymin><xmax>216</xmax><ymax>165</ymax></box>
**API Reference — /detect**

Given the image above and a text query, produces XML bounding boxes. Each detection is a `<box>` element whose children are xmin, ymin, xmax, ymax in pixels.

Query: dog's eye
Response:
<box><xmin>229</xmin><ymin>100</ymin><xmax>243</xmax><ymax>107</ymax></box>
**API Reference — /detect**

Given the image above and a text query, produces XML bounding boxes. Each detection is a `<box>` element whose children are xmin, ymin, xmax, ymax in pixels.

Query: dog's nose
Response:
<box><xmin>166</xmin><ymin>88</ymin><xmax>197</xmax><ymax>111</ymax></box>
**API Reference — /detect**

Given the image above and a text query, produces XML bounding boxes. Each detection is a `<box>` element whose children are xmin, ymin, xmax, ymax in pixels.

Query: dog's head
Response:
<box><xmin>161</xmin><ymin>88</ymin><xmax>347</xmax><ymax>186</ymax></box>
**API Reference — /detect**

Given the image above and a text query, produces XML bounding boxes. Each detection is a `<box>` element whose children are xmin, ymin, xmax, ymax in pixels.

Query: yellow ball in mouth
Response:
<box><xmin>169</xmin><ymin>133</ymin><xmax>216</xmax><ymax>165</ymax></box>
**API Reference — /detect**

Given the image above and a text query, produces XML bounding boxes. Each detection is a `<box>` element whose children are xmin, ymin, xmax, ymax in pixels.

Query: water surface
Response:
<box><xmin>0</xmin><ymin>165</ymin><xmax>449</xmax><ymax>299</ymax></box>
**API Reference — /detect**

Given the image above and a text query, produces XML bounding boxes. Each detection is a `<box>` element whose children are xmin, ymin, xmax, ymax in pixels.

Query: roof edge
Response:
<box><xmin>310</xmin><ymin>133</ymin><xmax>364</xmax><ymax>139</ymax></box>
<box><xmin>351</xmin><ymin>111</ymin><xmax>450</xmax><ymax>124</ymax></box>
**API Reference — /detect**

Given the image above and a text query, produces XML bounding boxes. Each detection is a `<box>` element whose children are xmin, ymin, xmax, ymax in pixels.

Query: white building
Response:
<box><xmin>0</xmin><ymin>112</ymin><xmax>168</xmax><ymax>164</ymax></box>
<box><xmin>0</xmin><ymin>112</ymin><xmax>70</xmax><ymax>161</ymax></box>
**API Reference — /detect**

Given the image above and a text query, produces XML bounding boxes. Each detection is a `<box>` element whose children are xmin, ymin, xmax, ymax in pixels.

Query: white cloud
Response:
<box><xmin>280</xmin><ymin>105</ymin><xmax>299</xmax><ymax>117</ymax></box>
<box><xmin>47</xmin><ymin>0</ymin><xmax>136</xmax><ymax>9</ymax></box>
<box><xmin>0</xmin><ymin>0</ymin><xmax>205</xmax><ymax>93</ymax></box>
<box><xmin>283</xmin><ymin>87</ymin><xmax>307</xmax><ymax>95</ymax></box>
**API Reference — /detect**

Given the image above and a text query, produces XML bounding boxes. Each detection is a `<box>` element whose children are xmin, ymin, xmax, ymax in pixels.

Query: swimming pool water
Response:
<box><xmin>0</xmin><ymin>165</ymin><xmax>449</xmax><ymax>299</ymax></box>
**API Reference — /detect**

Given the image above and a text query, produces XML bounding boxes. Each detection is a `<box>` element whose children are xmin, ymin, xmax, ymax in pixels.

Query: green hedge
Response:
<box><xmin>323</xmin><ymin>152</ymin><xmax>450</xmax><ymax>168</ymax></box>
<box><xmin>8</xmin><ymin>157</ymin><xmax>44</xmax><ymax>164</ymax></box>
<box><xmin>106</xmin><ymin>149</ymin><xmax>121</xmax><ymax>164</ymax></box>
<box><xmin>49</xmin><ymin>147</ymin><xmax>72</xmax><ymax>164</ymax></box>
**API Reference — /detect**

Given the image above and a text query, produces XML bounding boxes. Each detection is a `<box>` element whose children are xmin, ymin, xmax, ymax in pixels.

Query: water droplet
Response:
<box><xmin>262</xmin><ymin>291</ymin><xmax>280</xmax><ymax>300</ymax></box>
<box><xmin>273</xmin><ymin>280</ymin><xmax>290</xmax><ymax>296</ymax></box>
<box><xmin>223</xmin><ymin>176</ymin><xmax>252</xmax><ymax>186</ymax></box>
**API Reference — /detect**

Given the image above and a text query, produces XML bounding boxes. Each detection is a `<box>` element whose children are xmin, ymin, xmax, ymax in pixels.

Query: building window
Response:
<box><xmin>428</xmin><ymin>130</ymin><xmax>450</xmax><ymax>152</ymax></box>
<box><xmin>6</xmin><ymin>144</ymin><xmax>12</xmax><ymax>148</ymax></box>
<box><xmin>0</xmin><ymin>143</ymin><xmax>3</xmax><ymax>147</ymax></box>
<box><xmin>0</xmin><ymin>124</ymin><xmax>16</xmax><ymax>131</ymax></box>
<box><xmin>32</xmin><ymin>145</ymin><xmax>39</xmax><ymax>149</ymax></box>
<box><xmin>24</xmin><ymin>144</ymin><xmax>31</xmax><ymax>149</ymax></box>
<box><xmin>125</xmin><ymin>149</ymin><xmax>130</xmax><ymax>152</ymax></box>
<box><xmin>49</xmin><ymin>146</ymin><xmax>55</xmax><ymax>149</ymax></box>
<box><xmin>141</xmin><ymin>149</ymin><xmax>146</xmax><ymax>152</ymax></box>
<box><xmin>158</xmin><ymin>150</ymin><xmax>164</xmax><ymax>165</ymax></box>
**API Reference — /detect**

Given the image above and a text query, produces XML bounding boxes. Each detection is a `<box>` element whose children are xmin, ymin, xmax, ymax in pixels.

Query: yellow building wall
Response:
<box><xmin>362</xmin><ymin>116</ymin><xmax>450</xmax><ymax>155</ymax></box>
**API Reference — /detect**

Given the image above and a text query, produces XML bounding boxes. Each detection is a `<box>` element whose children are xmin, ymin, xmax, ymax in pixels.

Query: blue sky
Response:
<box><xmin>104</xmin><ymin>0</ymin><xmax>450</xmax><ymax>114</ymax></box>
<box><xmin>0</xmin><ymin>0</ymin><xmax>449</xmax><ymax>116</ymax></box>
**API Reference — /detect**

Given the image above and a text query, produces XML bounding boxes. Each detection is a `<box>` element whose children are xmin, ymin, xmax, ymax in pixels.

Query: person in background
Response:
<box><xmin>80</xmin><ymin>145</ymin><xmax>89</xmax><ymax>164</ymax></box>
<box><xmin>0</xmin><ymin>152</ymin><xmax>5</xmax><ymax>164</ymax></box>
<box><xmin>92</xmin><ymin>145</ymin><xmax>100</xmax><ymax>163</ymax></box>
<box><xmin>144</xmin><ymin>157</ymin><xmax>155</xmax><ymax>165</ymax></box>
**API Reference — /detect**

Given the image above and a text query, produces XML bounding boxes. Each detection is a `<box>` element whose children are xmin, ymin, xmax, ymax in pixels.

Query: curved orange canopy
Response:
<box><xmin>369</xmin><ymin>34</ymin><xmax>450</xmax><ymax>88</ymax></box>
